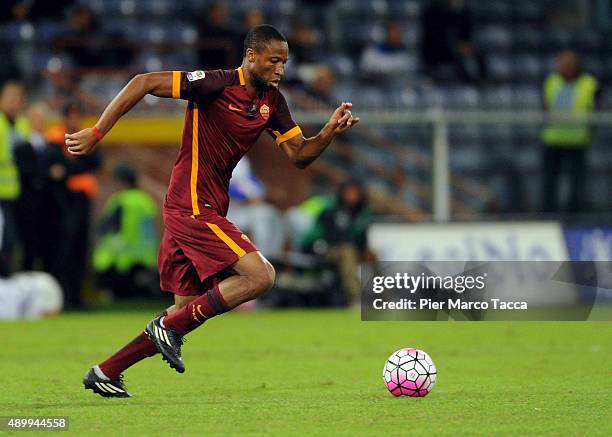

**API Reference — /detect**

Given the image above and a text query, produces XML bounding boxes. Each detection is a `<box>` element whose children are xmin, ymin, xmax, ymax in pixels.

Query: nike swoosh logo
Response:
<box><xmin>228</xmin><ymin>103</ymin><xmax>242</xmax><ymax>112</ymax></box>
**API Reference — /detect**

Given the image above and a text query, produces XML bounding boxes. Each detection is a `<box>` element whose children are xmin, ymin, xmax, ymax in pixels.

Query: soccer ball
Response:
<box><xmin>383</xmin><ymin>348</ymin><xmax>437</xmax><ymax>397</ymax></box>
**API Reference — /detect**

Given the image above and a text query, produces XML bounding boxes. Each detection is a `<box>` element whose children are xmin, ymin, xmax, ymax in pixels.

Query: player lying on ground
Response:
<box><xmin>66</xmin><ymin>24</ymin><xmax>360</xmax><ymax>398</ymax></box>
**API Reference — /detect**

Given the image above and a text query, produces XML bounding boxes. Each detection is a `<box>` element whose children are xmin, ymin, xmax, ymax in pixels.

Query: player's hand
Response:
<box><xmin>65</xmin><ymin>128</ymin><xmax>99</xmax><ymax>155</ymax></box>
<box><xmin>328</xmin><ymin>102</ymin><xmax>360</xmax><ymax>134</ymax></box>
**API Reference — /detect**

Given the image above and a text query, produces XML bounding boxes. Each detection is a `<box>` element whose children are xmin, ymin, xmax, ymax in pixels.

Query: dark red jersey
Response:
<box><xmin>165</xmin><ymin>67</ymin><xmax>301</xmax><ymax>217</ymax></box>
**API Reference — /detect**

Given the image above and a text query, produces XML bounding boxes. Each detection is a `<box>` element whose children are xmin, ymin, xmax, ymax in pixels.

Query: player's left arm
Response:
<box><xmin>280</xmin><ymin>102</ymin><xmax>360</xmax><ymax>169</ymax></box>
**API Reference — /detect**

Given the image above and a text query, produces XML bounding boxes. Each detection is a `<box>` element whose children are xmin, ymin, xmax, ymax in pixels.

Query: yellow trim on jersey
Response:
<box><xmin>190</xmin><ymin>104</ymin><xmax>200</xmax><ymax>216</ymax></box>
<box><xmin>236</xmin><ymin>67</ymin><xmax>245</xmax><ymax>86</ymax></box>
<box><xmin>172</xmin><ymin>71</ymin><xmax>181</xmax><ymax>99</ymax></box>
<box><xmin>205</xmin><ymin>222</ymin><xmax>247</xmax><ymax>257</ymax></box>
<box><xmin>274</xmin><ymin>125</ymin><xmax>302</xmax><ymax>145</ymax></box>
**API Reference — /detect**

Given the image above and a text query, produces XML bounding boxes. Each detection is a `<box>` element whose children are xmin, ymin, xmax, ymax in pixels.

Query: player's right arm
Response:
<box><xmin>65</xmin><ymin>72</ymin><xmax>174</xmax><ymax>155</ymax></box>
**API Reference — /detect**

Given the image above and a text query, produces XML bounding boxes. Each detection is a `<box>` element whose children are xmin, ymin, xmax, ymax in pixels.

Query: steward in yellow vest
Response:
<box><xmin>0</xmin><ymin>82</ymin><xmax>30</xmax><ymax>200</ymax></box>
<box><xmin>541</xmin><ymin>72</ymin><xmax>598</xmax><ymax>147</ymax></box>
<box><xmin>540</xmin><ymin>50</ymin><xmax>599</xmax><ymax>213</ymax></box>
<box><xmin>94</xmin><ymin>163</ymin><xmax>159</xmax><ymax>299</ymax></box>
<box><xmin>0</xmin><ymin>81</ymin><xmax>29</xmax><ymax>275</ymax></box>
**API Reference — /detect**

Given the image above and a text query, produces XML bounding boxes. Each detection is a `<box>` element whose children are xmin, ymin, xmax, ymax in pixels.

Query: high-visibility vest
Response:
<box><xmin>93</xmin><ymin>189</ymin><xmax>158</xmax><ymax>273</ymax></box>
<box><xmin>0</xmin><ymin>113</ymin><xmax>30</xmax><ymax>199</ymax></box>
<box><xmin>541</xmin><ymin>73</ymin><xmax>598</xmax><ymax>147</ymax></box>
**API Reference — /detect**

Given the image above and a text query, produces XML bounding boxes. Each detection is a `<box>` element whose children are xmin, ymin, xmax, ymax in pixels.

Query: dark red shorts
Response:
<box><xmin>158</xmin><ymin>208</ymin><xmax>258</xmax><ymax>296</ymax></box>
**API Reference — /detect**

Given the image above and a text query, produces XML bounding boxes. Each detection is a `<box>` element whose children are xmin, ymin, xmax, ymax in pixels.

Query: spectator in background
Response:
<box><xmin>0</xmin><ymin>0</ymin><xmax>73</xmax><ymax>23</ymax></box>
<box><xmin>288</xmin><ymin>20</ymin><xmax>321</xmax><ymax>66</ymax></box>
<box><xmin>420</xmin><ymin>0</ymin><xmax>486</xmax><ymax>83</ymax></box>
<box><xmin>242</xmin><ymin>8</ymin><xmax>265</xmax><ymax>35</ymax></box>
<box><xmin>285</xmin><ymin>192</ymin><xmax>334</xmax><ymax>251</ymax></box>
<box><xmin>304</xmin><ymin>65</ymin><xmax>337</xmax><ymax>105</ymax></box>
<box><xmin>235</xmin><ymin>8</ymin><xmax>266</xmax><ymax>67</ymax></box>
<box><xmin>301</xmin><ymin>180</ymin><xmax>372</xmax><ymax>305</ymax></box>
<box><xmin>103</xmin><ymin>31</ymin><xmax>136</xmax><ymax>69</ymax></box>
<box><xmin>55</xmin><ymin>4</ymin><xmax>101</xmax><ymax>68</ymax></box>
<box><xmin>14</xmin><ymin>102</ymin><xmax>56</xmax><ymax>271</ymax></box>
<box><xmin>540</xmin><ymin>50</ymin><xmax>600</xmax><ymax>213</ymax></box>
<box><xmin>287</xmin><ymin>21</ymin><xmax>325</xmax><ymax>86</ymax></box>
<box><xmin>227</xmin><ymin>157</ymin><xmax>285</xmax><ymax>258</ymax></box>
<box><xmin>0</xmin><ymin>42</ymin><xmax>21</xmax><ymax>85</ymax></box>
<box><xmin>359</xmin><ymin>22</ymin><xmax>413</xmax><ymax>83</ymax></box>
<box><xmin>94</xmin><ymin>163</ymin><xmax>158</xmax><ymax>300</ymax></box>
<box><xmin>48</xmin><ymin>101</ymin><xmax>102</xmax><ymax>307</ymax></box>
<box><xmin>0</xmin><ymin>80</ymin><xmax>29</xmax><ymax>275</ymax></box>
<box><xmin>196</xmin><ymin>2</ymin><xmax>241</xmax><ymax>69</ymax></box>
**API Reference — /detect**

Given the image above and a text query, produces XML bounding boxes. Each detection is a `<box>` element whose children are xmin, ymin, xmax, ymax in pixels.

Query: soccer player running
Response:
<box><xmin>68</xmin><ymin>25</ymin><xmax>360</xmax><ymax>398</ymax></box>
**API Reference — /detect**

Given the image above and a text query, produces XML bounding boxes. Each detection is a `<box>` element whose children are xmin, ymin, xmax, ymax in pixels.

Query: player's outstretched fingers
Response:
<box><xmin>337</xmin><ymin>112</ymin><xmax>351</xmax><ymax>126</ymax></box>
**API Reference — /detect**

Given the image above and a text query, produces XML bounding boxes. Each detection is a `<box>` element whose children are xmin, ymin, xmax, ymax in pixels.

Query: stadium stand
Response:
<box><xmin>2</xmin><ymin>0</ymin><xmax>611</xmax><ymax>217</ymax></box>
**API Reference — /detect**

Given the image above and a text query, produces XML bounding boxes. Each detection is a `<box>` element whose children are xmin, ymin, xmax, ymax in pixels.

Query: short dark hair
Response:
<box><xmin>243</xmin><ymin>24</ymin><xmax>287</xmax><ymax>55</ymax></box>
<box><xmin>113</xmin><ymin>162</ymin><xmax>138</xmax><ymax>187</ymax></box>
<box><xmin>62</xmin><ymin>99</ymin><xmax>83</xmax><ymax>117</ymax></box>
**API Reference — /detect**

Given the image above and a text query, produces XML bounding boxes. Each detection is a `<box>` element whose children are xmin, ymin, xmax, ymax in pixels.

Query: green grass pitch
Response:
<box><xmin>1</xmin><ymin>308</ymin><xmax>611</xmax><ymax>436</ymax></box>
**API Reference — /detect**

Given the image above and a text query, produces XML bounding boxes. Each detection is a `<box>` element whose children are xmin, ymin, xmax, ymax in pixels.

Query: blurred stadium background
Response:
<box><xmin>0</xmin><ymin>0</ymin><xmax>611</xmax><ymax>313</ymax></box>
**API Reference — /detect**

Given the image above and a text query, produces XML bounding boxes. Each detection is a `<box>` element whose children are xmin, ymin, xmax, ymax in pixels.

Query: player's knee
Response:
<box><xmin>264</xmin><ymin>262</ymin><xmax>276</xmax><ymax>290</ymax></box>
<box><xmin>251</xmin><ymin>263</ymin><xmax>275</xmax><ymax>298</ymax></box>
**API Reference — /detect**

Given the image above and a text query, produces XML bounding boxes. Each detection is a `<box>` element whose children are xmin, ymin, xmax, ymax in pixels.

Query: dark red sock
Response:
<box><xmin>98</xmin><ymin>310</ymin><xmax>167</xmax><ymax>379</ymax></box>
<box><xmin>162</xmin><ymin>284</ymin><xmax>229</xmax><ymax>334</ymax></box>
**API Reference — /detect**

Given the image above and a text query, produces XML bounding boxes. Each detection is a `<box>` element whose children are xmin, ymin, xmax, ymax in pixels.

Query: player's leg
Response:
<box><xmin>92</xmin><ymin>294</ymin><xmax>196</xmax><ymax>376</ymax></box>
<box><xmin>215</xmin><ymin>250</ymin><xmax>276</xmax><ymax>307</ymax></box>
<box><xmin>146</xmin><ymin>252</ymin><xmax>274</xmax><ymax>373</ymax></box>
<box><xmin>161</xmin><ymin>251</ymin><xmax>274</xmax><ymax>331</ymax></box>
<box><xmin>166</xmin><ymin>294</ymin><xmax>198</xmax><ymax>316</ymax></box>
<box><xmin>83</xmin><ymin>296</ymin><xmax>195</xmax><ymax>398</ymax></box>
<box><xmin>84</xmin><ymin>230</ymin><xmax>199</xmax><ymax>396</ymax></box>
<box><xmin>146</xmin><ymin>211</ymin><xmax>272</xmax><ymax>372</ymax></box>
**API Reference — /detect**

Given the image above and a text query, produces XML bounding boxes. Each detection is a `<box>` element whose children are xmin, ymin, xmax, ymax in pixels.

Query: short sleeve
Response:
<box><xmin>172</xmin><ymin>69</ymin><xmax>231</xmax><ymax>101</ymax></box>
<box><xmin>266</xmin><ymin>92</ymin><xmax>302</xmax><ymax>146</ymax></box>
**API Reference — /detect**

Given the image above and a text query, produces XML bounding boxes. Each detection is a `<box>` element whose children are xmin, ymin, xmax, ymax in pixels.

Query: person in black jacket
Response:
<box><xmin>51</xmin><ymin>101</ymin><xmax>102</xmax><ymax>307</ymax></box>
<box><xmin>14</xmin><ymin>102</ymin><xmax>64</xmax><ymax>273</ymax></box>
<box><xmin>420</xmin><ymin>0</ymin><xmax>486</xmax><ymax>83</ymax></box>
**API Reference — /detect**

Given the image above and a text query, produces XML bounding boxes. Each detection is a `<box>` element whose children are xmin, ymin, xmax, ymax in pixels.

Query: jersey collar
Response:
<box><xmin>236</xmin><ymin>67</ymin><xmax>245</xmax><ymax>86</ymax></box>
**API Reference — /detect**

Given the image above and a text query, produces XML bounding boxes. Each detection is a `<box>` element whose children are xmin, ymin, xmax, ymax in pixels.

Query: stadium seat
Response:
<box><xmin>510</xmin><ymin>0</ymin><xmax>544</xmax><ymax>22</ymax></box>
<box><xmin>337</xmin><ymin>0</ymin><xmax>389</xmax><ymax>17</ymax></box>
<box><xmin>602</xmin><ymin>59</ymin><xmax>612</xmax><ymax>81</ymax></box>
<box><xmin>482</xmin><ymin>86</ymin><xmax>514</xmax><ymax>109</ymax></box>
<box><xmin>512</xmin><ymin>27</ymin><xmax>544</xmax><ymax>51</ymax></box>
<box><xmin>581</xmin><ymin>56</ymin><xmax>604</xmax><ymax>78</ymax></box>
<box><xmin>513</xmin><ymin>126</ymin><xmax>541</xmax><ymax>147</ymax></box>
<box><xmin>487</xmin><ymin>55</ymin><xmax>513</xmax><ymax>82</ymax></box>
<box><xmin>511</xmin><ymin>54</ymin><xmax>544</xmax><ymax>83</ymax></box>
<box><xmin>600</xmin><ymin>89</ymin><xmax>612</xmax><ymax>110</ymax></box>
<box><xmin>387</xmin><ymin>0</ymin><xmax>421</xmax><ymax>19</ymax></box>
<box><xmin>572</xmin><ymin>30</ymin><xmax>602</xmax><ymax>52</ymax></box>
<box><xmin>546</xmin><ymin>28</ymin><xmax>573</xmax><ymax>50</ymax></box>
<box><xmin>472</xmin><ymin>0</ymin><xmax>512</xmax><ymax>23</ymax></box>
<box><xmin>477</xmin><ymin>26</ymin><xmax>513</xmax><ymax>52</ymax></box>
<box><xmin>445</xmin><ymin>86</ymin><xmax>481</xmax><ymax>109</ymax></box>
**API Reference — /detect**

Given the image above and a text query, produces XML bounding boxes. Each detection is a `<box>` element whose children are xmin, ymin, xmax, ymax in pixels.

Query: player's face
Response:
<box><xmin>252</xmin><ymin>40</ymin><xmax>289</xmax><ymax>89</ymax></box>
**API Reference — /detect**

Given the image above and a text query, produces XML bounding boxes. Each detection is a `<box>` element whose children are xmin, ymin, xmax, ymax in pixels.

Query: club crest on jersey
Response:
<box><xmin>259</xmin><ymin>104</ymin><xmax>270</xmax><ymax>120</ymax></box>
<box><xmin>186</xmin><ymin>70</ymin><xmax>206</xmax><ymax>81</ymax></box>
